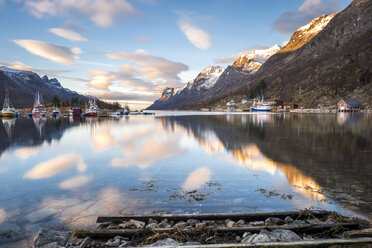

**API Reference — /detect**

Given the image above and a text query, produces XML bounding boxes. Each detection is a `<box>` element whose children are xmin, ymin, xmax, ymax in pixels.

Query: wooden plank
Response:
<box><xmin>97</xmin><ymin>210</ymin><xmax>329</xmax><ymax>223</ymax></box>
<box><xmin>74</xmin><ymin>222</ymin><xmax>359</xmax><ymax>239</ymax></box>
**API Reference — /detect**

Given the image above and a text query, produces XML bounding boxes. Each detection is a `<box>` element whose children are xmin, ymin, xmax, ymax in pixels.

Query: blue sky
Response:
<box><xmin>0</xmin><ymin>0</ymin><xmax>351</xmax><ymax>109</ymax></box>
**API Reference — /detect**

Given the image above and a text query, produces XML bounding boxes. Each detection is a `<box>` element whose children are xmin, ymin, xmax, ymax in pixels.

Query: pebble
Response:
<box><xmin>147</xmin><ymin>218</ymin><xmax>158</xmax><ymax>224</ymax></box>
<box><xmin>250</xmin><ymin>221</ymin><xmax>264</xmax><ymax>226</ymax></box>
<box><xmin>242</xmin><ymin>232</ymin><xmax>251</xmax><ymax>238</ymax></box>
<box><xmin>150</xmin><ymin>238</ymin><xmax>179</xmax><ymax>247</ymax></box>
<box><xmin>284</xmin><ymin>216</ymin><xmax>294</xmax><ymax>224</ymax></box>
<box><xmin>129</xmin><ymin>219</ymin><xmax>145</xmax><ymax>229</ymax></box>
<box><xmin>174</xmin><ymin>221</ymin><xmax>187</xmax><ymax>229</ymax></box>
<box><xmin>146</xmin><ymin>223</ymin><xmax>159</xmax><ymax>229</ymax></box>
<box><xmin>33</xmin><ymin>229</ymin><xmax>69</xmax><ymax>247</ymax></box>
<box><xmin>226</xmin><ymin>221</ymin><xmax>235</xmax><ymax>227</ymax></box>
<box><xmin>187</xmin><ymin>219</ymin><xmax>200</xmax><ymax>226</ymax></box>
<box><xmin>235</xmin><ymin>235</ymin><xmax>241</xmax><ymax>242</ymax></box>
<box><xmin>235</xmin><ymin>220</ymin><xmax>245</xmax><ymax>227</ymax></box>
<box><xmin>196</xmin><ymin>222</ymin><xmax>207</xmax><ymax>230</ymax></box>
<box><xmin>264</xmin><ymin>217</ymin><xmax>285</xmax><ymax>226</ymax></box>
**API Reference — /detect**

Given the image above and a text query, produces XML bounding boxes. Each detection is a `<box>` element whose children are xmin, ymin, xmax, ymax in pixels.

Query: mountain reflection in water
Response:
<box><xmin>0</xmin><ymin>112</ymin><xmax>371</xmax><ymax>246</ymax></box>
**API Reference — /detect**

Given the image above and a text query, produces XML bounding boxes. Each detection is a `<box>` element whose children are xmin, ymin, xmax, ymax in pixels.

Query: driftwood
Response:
<box><xmin>74</xmin><ymin>222</ymin><xmax>360</xmax><ymax>239</ymax></box>
<box><xmin>96</xmin><ymin>210</ymin><xmax>329</xmax><ymax>223</ymax></box>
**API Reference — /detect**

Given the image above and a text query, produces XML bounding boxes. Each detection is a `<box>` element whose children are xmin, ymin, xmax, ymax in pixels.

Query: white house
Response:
<box><xmin>226</xmin><ymin>100</ymin><xmax>235</xmax><ymax>106</ymax></box>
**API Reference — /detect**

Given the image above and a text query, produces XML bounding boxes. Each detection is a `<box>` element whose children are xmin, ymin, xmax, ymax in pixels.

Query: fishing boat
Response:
<box><xmin>85</xmin><ymin>98</ymin><xmax>100</xmax><ymax>117</ymax></box>
<box><xmin>1</xmin><ymin>90</ymin><xmax>17</xmax><ymax>117</ymax></box>
<box><xmin>251</xmin><ymin>96</ymin><xmax>273</xmax><ymax>112</ymax></box>
<box><xmin>31</xmin><ymin>92</ymin><xmax>47</xmax><ymax>116</ymax></box>
<box><xmin>111</xmin><ymin>108</ymin><xmax>124</xmax><ymax>116</ymax></box>
<box><xmin>123</xmin><ymin>105</ymin><xmax>130</xmax><ymax>115</ymax></box>
<box><xmin>52</xmin><ymin>104</ymin><xmax>61</xmax><ymax>115</ymax></box>
<box><xmin>69</xmin><ymin>105</ymin><xmax>82</xmax><ymax>117</ymax></box>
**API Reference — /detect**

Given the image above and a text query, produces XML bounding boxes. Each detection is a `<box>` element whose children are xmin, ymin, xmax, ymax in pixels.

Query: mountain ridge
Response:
<box><xmin>179</xmin><ymin>0</ymin><xmax>372</xmax><ymax>109</ymax></box>
<box><xmin>0</xmin><ymin>66</ymin><xmax>113</xmax><ymax>109</ymax></box>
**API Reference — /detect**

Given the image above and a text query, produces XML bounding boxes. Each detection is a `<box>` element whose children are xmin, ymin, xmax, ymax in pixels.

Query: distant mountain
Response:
<box><xmin>0</xmin><ymin>66</ymin><xmax>113</xmax><ymax>109</ymax></box>
<box><xmin>147</xmin><ymin>45</ymin><xmax>281</xmax><ymax>110</ymax></box>
<box><xmin>147</xmin><ymin>65</ymin><xmax>225</xmax><ymax>110</ymax></box>
<box><xmin>207</xmin><ymin>45</ymin><xmax>281</xmax><ymax>97</ymax></box>
<box><xmin>182</xmin><ymin>0</ymin><xmax>372</xmax><ymax>109</ymax></box>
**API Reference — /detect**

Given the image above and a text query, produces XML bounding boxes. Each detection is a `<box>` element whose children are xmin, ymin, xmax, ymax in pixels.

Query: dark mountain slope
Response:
<box><xmin>184</xmin><ymin>0</ymin><xmax>372</xmax><ymax>109</ymax></box>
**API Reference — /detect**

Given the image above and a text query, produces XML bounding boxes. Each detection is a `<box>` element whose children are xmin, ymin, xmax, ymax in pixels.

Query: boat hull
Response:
<box><xmin>251</xmin><ymin>108</ymin><xmax>271</xmax><ymax>112</ymax></box>
<box><xmin>86</xmin><ymin>112</ymin><xmax>97</xmax><ymax>117</ymax></box>
<box><xmin>1</xmin><ymin>112</ymin><xmax>16</xmax><ymax>117</ymax></box>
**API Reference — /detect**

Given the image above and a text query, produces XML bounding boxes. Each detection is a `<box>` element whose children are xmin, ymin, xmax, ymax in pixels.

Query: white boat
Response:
<box><xmin>52</xmin><ymin>104</ymin><xmax>60</xmax><ymax>115</ymax></box>
<box><xmin>251</xmin><ymin>96</ymin><xmax>273</xmax><ymax>112</ymax></box>
<box><xmin>1</xmin><ymin>90</ymin><xmax>17</xmax><ymax>117</ymax></box>
<box><xmin>123</xmin><ymin>105</ymin><xmax>130</xmax><ymax>115</ymax></box>
<box><xmin>32</xmin><ymin>92</ymin><xmax>47</xmax><ymax>116</ymax></box>
<box><xmin>112</xmin><ymin>108</ymin><xmax>124</xmax><ymax>116</ymax></box>
<box><xmin>85</xmin><ymin>98</ymin><xmax>100</xmax><ymax>117</ymax></box>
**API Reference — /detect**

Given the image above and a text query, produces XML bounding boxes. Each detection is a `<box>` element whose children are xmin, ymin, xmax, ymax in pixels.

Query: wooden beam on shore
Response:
<box><xmin>74</xmin><ymin>222</ymin><xmax>359</xmax><ymax>239</ymax></box>
<box><xmin>96</xmin><ymin>210</ymin><xmax>329</xmax><ymax>223</ymax></box>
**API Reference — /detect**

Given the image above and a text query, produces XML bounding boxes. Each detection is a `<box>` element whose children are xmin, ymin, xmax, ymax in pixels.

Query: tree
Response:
<box><xmin>52</xmin><ymin>95</ymin><xmax>61</xmax><ymax>107</ymax></box>
<box><xmin>71</xmin><ymin>97</ymin><xmax>79</xmax><ymax>106</ymax></box>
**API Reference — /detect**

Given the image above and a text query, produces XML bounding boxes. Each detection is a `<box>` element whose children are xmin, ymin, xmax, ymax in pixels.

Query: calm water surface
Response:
<box><xmin>0</xmin><ymin>112</ymin><xmax>371</xmax><ymax>246</ymax></box>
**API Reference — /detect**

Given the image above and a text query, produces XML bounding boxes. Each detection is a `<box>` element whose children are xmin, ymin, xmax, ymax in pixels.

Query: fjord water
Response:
<box><xmin>0</xmin><ymin>112</ymin><xmax>371</xmax><ymax>244</ymax></box>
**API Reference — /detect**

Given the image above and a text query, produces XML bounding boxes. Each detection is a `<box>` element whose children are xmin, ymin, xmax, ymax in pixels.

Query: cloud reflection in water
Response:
<box><xmin>24</xmin><ymin>153</ymin><xmax>87</xmax><ymax>179</ymax></box>
<box><xmin>183</xmin><ymin>167</ymin><xmax>212</xmax><ymax>191</ymax></box>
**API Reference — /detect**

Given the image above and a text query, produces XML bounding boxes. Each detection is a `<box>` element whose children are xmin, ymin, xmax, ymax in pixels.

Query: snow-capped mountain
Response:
<box><xmin>0</xmin><ymin>66</ymin><xmax>90</xmax><ymax>108</ymax></box>
<box><xmin>146</xmin><ymin>0</ymin><xmax>371</xmax><ymax>111</ymax></box>
<box><xmin>147</xmin><ymin>65</ymin><xmax>225</xmax><ymax>110</ymax></box>
<box><xmin>280</xmin><ymin>14</ymin><xmax>336</xmax><ymax>53</ymax></box>
<box><xmin>234</xmin><ymin>45</ymin><xmax>282</xmax><ymax>66</ymax></box>
<box><xmin>186</xmin><ymin>65</ymin><xmax>225</xmax><ymax>90</ymax></box>
<box><xmin>159</xmin><ymin>87</ymin><xmax>177</xmax><ymax>101</ymax></box>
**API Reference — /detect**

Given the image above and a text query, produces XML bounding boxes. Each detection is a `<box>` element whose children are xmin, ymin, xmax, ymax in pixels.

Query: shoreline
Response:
<box><xmin>32</xmin><ymin>210</ymin><xmax>372</xmax><ymax>248</ymax></box>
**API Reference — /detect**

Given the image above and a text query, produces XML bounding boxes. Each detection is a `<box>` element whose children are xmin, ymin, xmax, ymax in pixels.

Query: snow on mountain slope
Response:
<box><xmin>280</xmin><ymin>14</ymin><xmax>336</xmax><ymax>53</ymax></box>
<box><xmin>233</xmin><ymin>44</ymin><xmax>282</xmax><ymax>66</ymax></box>
<box><xmin>0</xmin><ymin>66</ymin><xmax>35</xmax><ymax>84</ymax></box>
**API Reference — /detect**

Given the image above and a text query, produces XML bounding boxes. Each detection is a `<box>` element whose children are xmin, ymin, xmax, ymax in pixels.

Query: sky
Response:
<box><xmin>0</xmin><ymin>0</ymin><xmax>351</xmax><ymax>109</ymax></box>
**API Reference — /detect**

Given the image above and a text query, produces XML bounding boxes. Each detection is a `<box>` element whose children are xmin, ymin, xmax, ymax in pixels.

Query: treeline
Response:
<box><xmin>49</xmin><ymin>95</ymin><xmax>121</xmax><ymax>110</ymax></box>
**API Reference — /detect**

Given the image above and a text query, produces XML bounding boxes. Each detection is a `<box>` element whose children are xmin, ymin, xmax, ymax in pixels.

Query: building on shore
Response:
<box><xmin>337</xmin><ymin>99</ymin><xmax>362</xmax><ymax>112</ymax></box>
<box><xmin>284</xmin><ymin>103</ymin><xmax>299</xmax><ymax>110</ymax></box>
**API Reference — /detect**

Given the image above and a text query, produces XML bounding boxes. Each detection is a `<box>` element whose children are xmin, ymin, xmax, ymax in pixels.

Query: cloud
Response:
<box><xmin>24</xmin><ymin>0</ymin><xmax>139</xmax><ymax>28</ymax></box>
<box><xmin>89</xmin><ymin>90</ymin><xmax>156</xmax><ymax>101</ymax></box>
<box><xmin>111</xmin><ymin>136</ymin><xmax>185</xmax><ymax>169</ymax></box>
<box><xmin>49</xmin><ymin>28</ymin><xmax>88</xmax><ymax>41</ymax></box>
<box><xmin>14</xmin><ymin>146</ymin><xmax>39</xmax><ymax>159</ymax></box>
<box><xmin>13</xmin><ymin>39</ymin><xmax>79</xmax><ymax>65</ymax></box>
<box><xmin>24</xmin><ymin>154</ymin><xmax>87</xmax><ymax>179</ymax></box>
<box><xmin>7</xmin><ymin>61</ymin><xmax>34</xmax><ymax>71</ymax></box>
<box><xmin>178</xmin><ymin>19</ymin><xmax>212</xmax><ymax>50</ymax></box>
<box><xmin>108</xmin><ymin>49</ymin><xmax>188</xmax><ymax>85</ymax></box>
<box><xmin>183</xmin><ymin>167</ymin><xmax>211</xmax><ymax>191</ymax></box>
<box><xmin>88</xmin><ymin>69</ymin><xmax>118</xmax><ymax>90</ymax></box>
<box><xmin>59</xmin><ymin>175</ymin><xmax>93</xmax><ymax>189</ymax></box>
<box><xmin>91</xmin><ymin>130</ymin><xmax>118</xmax><ymax>151</ymax></box>
<box><xmin>273</xmin><ymin>0</ymin><xmax>340</xmax><ymax>34</ymax></box>
<box><xmin>0</xmin><ymin>209</ymin><xmax>7</xmax><ymax>224</ymax></box>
